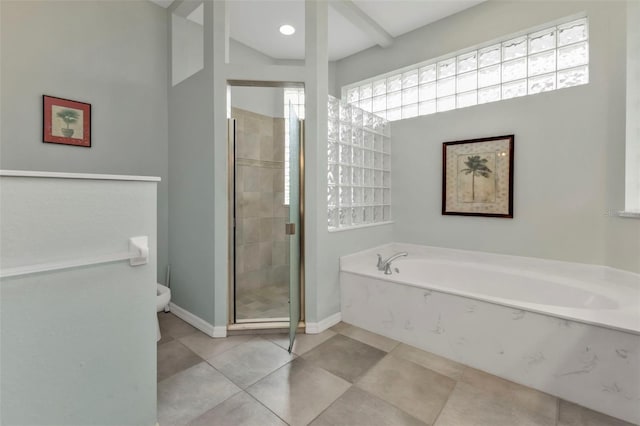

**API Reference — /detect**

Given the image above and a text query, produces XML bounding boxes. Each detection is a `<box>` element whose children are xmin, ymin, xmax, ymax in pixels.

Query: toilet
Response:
<box><xmin>156</xmin><ymin>283</ymin><xmax>171</xmax><ymax>341</ymax></box>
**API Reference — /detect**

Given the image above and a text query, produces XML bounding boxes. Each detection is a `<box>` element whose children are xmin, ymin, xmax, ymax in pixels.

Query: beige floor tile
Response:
<box><xmin>188</xmin><ymin>391</ymin><xmax>287</xmax><ymax>426</ymax></box>
<box><xmin>330</xmin><ymin>321</ymin><xmax>351</xmax><ymax>334</ymax></box>
<box><xmin>158</xmin><ymin>312</ymin><xmax>199</xmax><ymax>339</ymax></box>
<box><xmin>267</xmin><ymin>329</ymin><xmax>337</xmax><ymax>355</ymax></box>
<box><xmin>391</xmin><ymin>343</ymin><xmax>466</xmax><ymax>381</ymax></box>
<box><xmin>208</xmin><ymin>338</ymin><xmax>295</xmax><ymax>388</ymax></box>
<box><xmin>356</xmin><ymin>354</ymin><xmax>455</xmax><ymax>425</ymax></box>
<box><xmin>332</xmin><ymin>322</ymin><xmax>399</xmax><ymax>352</ymax></box>
<box><xmin>247</xmin><ymin>359</ymin><xmax>351</xmax><ymax>426</ymax></box>
<box><xmin>179</xmin><ymin>332</ymin><xmax>254</xmax><ymax>360</ymax></box>
<box><xmin>157</xmin><ymin>331</ymin><xmax>174</xmax><ymax>346</ymax></box>
<box><xmin>158</xmin><ymin>362</ymin><xmax>241</xmax><ymax>426</ymax></box>
<box><xmin>558</xmin><ymin>400</ymin><xmax>635</xmax><ymax>426</ymax></box>
<box><xmin>310</xmin><ymin>386</ymin><xmax>427</xmax><ymax>426</ymax></box>
<box><xmin>157</xmin><ymin>340</ymin><xmax>203</xmax><ymax>382</ymax></box>
<box><xmin>460</xmin><ymin>367</ymin><xmax>557</xmax><ymax>417</ymax></box>
<box><xmin>435</xmin><ymin>380</ymin><xmax>557</xmax><ymax>426</ymax></box>
<box><xmin>302</xmin><ymin>334</ymin><xmax>387</xmax><ymax>383</ymax></box>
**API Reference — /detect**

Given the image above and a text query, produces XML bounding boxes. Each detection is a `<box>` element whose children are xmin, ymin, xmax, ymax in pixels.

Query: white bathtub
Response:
<box><xmin>340</xmin><ymin>243</ymin><xmax>640</xmax><ymax>424</ymax></box>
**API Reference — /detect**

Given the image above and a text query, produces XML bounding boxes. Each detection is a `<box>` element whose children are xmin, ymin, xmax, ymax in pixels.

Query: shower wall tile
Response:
<box><xmin>273</xmin><ymin>169</ymin><xmax>284</xmax><ymax>192</ymax></box>
<box><xmin>259</xmin><ymin>242</ymin><xmax>273</xmax><ymax>268</ymax></box>
<box><xmin>259</xmin><ymin>168</ymin><xmax>274</xmax><ymax>192</ymax></box>
<box><xmin>233</xmin><ymin>108</ymin><xmax>291</xmax><ymax>301</ymax></box>
<box><xmin>236</xmin><ymin>270</ymin><xmax>261</xmax><ymax>291</ymax></box>
<box><xmin>273</xmin><ymin>118</ymin><xmax>285</xmax><ymax>159</ymax></box>
<box><xmin>243</xmin><ymin>166</ymin><xmax>260</xmax><ymax>192</ymax></box>
<box><xmin>235</xmin><ymin>247</ymin><xmax>244</xmax><ymax>274</ymax></box>
<box><xmin>274</xmin><ymin>192</ymin><xmax>287</xmax><ymax>217</ymax></box>
<box><xmin>240</xmin><ymin>133</ymin><xmax>261</xmax><ymax>161</ymax></box>
<box><xmin>272</xmin><ymin>241</ymin><xmax>287</xmax><ymax>266</ymax></box>
<box><xmin>272</xmin><ymin>218</ymin><xmax>285</xmax><ymax>242</ymax></box>
<box><xmin>259</xmin><ymin>218</ymin><xmax>273</xmax><ymax>242</ymax></box>
<box><xmin>269</xmin><ymin>265</ymin><xmax>289</xmax><ymax>286</ymax></box>
<box><xmin>259</xmin><ymin>193</ymin><xmax>274</xmax><ymax>217</ymax></box>
<box><xmin>260</xmin><ymin>134</ymin><xmax>274</xmax><ymax>162</ymax></box>
<box><xmin>243</xmin><ymin>218</ymin><xmax>260</xmax><ymax>244</ymax></box>
<box><xmin>243</xmin><ymin>243</ymin><xmax>260</xmax><ymax>273</ymax></box>
<box><xmin>235</xmin><ymin>220</ymin><xmax>244</xmax><ymax>247</ymax></box>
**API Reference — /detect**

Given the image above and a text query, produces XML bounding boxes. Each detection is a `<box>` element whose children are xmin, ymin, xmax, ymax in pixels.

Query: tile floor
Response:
<box><xmin>235</xmin><ymin>282</ymin><xmax>289</xmax><ymax>320</ymax></box>
<box><xmin>157</xmin><ymin>312</ymin><xmax>635</xmax><ymax>426</ymax></box>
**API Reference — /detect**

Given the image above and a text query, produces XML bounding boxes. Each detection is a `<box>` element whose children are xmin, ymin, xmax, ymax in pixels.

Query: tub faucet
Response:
<box><xmin>376</xmin><ymin>252</ymin><xmax>408</xmax><ymax>274</ymax></box>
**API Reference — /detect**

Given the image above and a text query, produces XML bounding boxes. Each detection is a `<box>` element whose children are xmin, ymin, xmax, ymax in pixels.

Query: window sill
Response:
<box><xmin>617</xmin><ymin>211</ymin><xmax>640</xmax><ymax>219</ymax></box>
<box><xmin>328</xmin><ymin>221</ymin><xmax>394</xmax><ymax>233</ymax></box>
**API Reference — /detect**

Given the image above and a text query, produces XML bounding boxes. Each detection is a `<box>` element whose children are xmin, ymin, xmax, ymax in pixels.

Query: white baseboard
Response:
<box><xmin>168</xmin><ymin>302</ymin><xmax>227</xmax><ymax>338</ymax></box>
<box><xmin>306</xmin><ymin>312</ymin><xmax>341</xmax><ymax>334</ymax></box>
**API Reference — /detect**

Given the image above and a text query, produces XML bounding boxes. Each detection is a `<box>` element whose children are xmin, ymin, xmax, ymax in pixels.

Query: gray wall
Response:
<box><xmin>0</xmin><ymin>0</ymin><xmax>169</xmax><ymax>280</ymax></box>
<box><xmin>172</xmin><ymin>13</ymin><xmax>204</xmax><ymax>86</ymax></box>
<box><xmin>230</xmin><ymin>40</ymin><xmax>283</xmax><ymax>118</ymax></box>
<box><xmin>167</xmin><ymin>1</ymin><xmax>216</xmax><ymax>324</ymax></box>
<box><xmin>1</xmin><ymin>176</ymin><xmax>158</xmax><ymax>426</ymax></box>
<box><xmin>626</xmin><ymin>0</ymin><xmax>640</xmax><ymax>211</ymax></box>
<box><xmin>335</xmin><ymin>1</ymin><xmax>639</xmax><ymax>273</ymax></box>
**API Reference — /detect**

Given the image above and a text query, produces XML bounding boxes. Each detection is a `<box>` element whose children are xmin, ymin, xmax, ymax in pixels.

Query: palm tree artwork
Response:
<box><xmin>460</xmin><ymin>155</ymin><xmax>493</xmax><ymax>201</ymax></box>
<box><xmin>56</xmin><ymin>108</ymin><xmax>80</xmax><ymax>138</ymax></box>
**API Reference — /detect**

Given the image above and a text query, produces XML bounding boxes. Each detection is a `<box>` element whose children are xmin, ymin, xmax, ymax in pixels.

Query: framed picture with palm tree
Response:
<box><xmin>43</xmin><ymin>95</ymin><xmax>91</xmax><ymax>147</ymax></box>
<box><xmin>442</xmin><ymin>135</ymin><xmax>514</xmax><ymax>218</ymax></box>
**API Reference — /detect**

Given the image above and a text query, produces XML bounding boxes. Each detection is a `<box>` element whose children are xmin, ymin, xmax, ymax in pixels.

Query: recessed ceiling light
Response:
<box><xmin>279</xmin><ymin>24</ymin><xmax>295</xmax><ymax>36</ymax></box>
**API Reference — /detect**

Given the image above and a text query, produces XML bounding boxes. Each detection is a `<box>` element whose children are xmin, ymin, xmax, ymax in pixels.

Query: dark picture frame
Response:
<box><xmin>442</xmin><ymin>135</ymin><xmax>514</xmax><ymax>218</ymax></box>
<box><xmin>43</xmin><ymin>95</ymin><xmax>91</xmax><ymax>147</ymax></box>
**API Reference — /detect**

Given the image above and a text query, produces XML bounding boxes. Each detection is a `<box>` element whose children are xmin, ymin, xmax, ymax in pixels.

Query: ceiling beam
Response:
<box><xmin>148</xmin><ymin>0</ymin><xmax>175</xmax><ymax>9</ymax></box>
<box><xmin>329</xmin><ymin>0</ymin><xmax>393</xmax><ymax>48</ymax></box>
<box><xmin>173</xmin><ymin>0</ymin><xmax>202</xmax><ymax>19</ymax></box>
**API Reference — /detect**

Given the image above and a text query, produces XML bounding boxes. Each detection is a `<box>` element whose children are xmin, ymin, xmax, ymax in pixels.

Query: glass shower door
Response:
<box><xmin>287</xmin><ymin>103</ymin><xmax>301</xmax><ymax>352</ymax></box>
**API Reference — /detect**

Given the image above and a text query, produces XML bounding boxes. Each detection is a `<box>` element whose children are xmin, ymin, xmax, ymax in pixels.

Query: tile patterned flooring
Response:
<box><xmin>157</xmin><ymin>313</ymin><xmax>635</xmax><ymax>426</ymax></box>
<box><xmin>235</xmin><ymin>283</ymin><xmax>290</xmax><ymax>320</ymax></box>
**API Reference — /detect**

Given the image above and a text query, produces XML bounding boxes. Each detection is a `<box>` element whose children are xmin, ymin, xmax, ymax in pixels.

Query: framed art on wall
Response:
<box><xmin>43</xmin><ymin>95</ymin><xmax>91</xmax><ymax>147</ymax></box>
<box><xmin>442</xmin><ymin>135</ymin><xmax>514</xmax><ymax>218</ymax></box>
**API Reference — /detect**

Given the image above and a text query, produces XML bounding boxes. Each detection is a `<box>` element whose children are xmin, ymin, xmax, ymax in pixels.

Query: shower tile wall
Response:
<box><xmin>233</xmin><ymin>107</ymin><xmax>290</xmax><ymax>320</ymax></box>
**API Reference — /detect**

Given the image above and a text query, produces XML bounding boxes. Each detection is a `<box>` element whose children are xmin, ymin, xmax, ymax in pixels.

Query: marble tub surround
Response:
<box><xmin>340</xmin><ymin>244</ymin><xmax>640</xmax><ymax>424</ymax></box>
<box><xmin>157</xmin><ymin>313</ymin><xmax>632</xmax><ymax>426</ymax></box>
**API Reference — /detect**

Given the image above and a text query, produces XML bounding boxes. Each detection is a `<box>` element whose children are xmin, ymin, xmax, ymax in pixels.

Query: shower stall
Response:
<box><xmin>227</xmin><ymin>83</ymin><xmax>304</xmax><ymax>348</ymax></box>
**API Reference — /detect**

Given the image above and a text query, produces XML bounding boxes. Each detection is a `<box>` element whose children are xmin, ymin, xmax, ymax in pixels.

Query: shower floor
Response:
<box><xmin>235</xmin><ymin>282</ymin><xmax>289</xmax><ymax>320</ymax></box>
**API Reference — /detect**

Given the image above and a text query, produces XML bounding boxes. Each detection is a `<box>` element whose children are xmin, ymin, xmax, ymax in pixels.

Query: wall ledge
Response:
<box><xmin>0</xmin><ymin>169</ymin><xmax>161</xmax><ymax>182</ymax></box>
<box><xmin>617</xmin><ymin>211</ymin><xmax>640</xmax><ymax>219</ymax></box>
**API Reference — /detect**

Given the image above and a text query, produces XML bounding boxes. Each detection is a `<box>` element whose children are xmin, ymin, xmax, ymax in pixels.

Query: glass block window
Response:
<box><xmin>328</xmin><ymin>95</ymin><xmax>392</xmax><ymax>230</ymax></box>
<box><xmin>284</xmin><ymin>88</ymin><xmax>305</xmax><ymax>205</ymax></box>
<box><xmin>342</xmin><ymin>17</ymin><xmax>589</xmax><ymax>121</ymax></box>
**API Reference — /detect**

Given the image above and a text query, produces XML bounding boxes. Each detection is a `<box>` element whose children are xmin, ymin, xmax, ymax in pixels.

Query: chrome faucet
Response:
<box><xmin>376</xmin><ymin>252</ymin><xmax>408</xmax><ymax>274</ymax></box>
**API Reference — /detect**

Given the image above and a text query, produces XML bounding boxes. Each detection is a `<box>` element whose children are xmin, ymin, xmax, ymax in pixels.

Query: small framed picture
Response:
<box><xmin>43</xmin><ymin>95</ymin><xmax>91</xmax><ymax>147</ymax></box>
<box><xmin>442</xmin><ymin>135</ymin><xmax>514</xmax><ymax>218</ymax></box>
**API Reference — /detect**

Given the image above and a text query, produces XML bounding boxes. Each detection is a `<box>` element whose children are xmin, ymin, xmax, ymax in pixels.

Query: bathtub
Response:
<box><xmin>340</xmin><ymin>243</ymin><xmax>640</xmax><ymax>424</ymax></box>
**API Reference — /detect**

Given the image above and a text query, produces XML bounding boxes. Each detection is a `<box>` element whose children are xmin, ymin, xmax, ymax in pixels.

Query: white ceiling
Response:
<box><xmin>150</xmin><ymin>0</ymin><xmax>484</xmax><ymax>61</ymax></box>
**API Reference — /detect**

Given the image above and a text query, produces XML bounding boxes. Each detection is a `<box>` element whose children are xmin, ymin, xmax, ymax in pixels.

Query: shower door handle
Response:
<box><xmin>285</xmin><ymin>223</ymin><xmax>296</xmax><ymax>235</ymax></box>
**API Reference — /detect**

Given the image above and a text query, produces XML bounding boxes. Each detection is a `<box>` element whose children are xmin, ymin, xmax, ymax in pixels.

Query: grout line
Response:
<box><xmin>431</xmin><ymin>379</ymin><xmax>460</xmax><ymax>426</ymax></box>
<box><xmin>244</xmin><ymin>390</ymin><xmax>292</xmax><ymax>426</ymax></box>
<box><xmin>305</xmin><ymin>384</ymin><xmax>352</xmax><ymax>425</ymax></box>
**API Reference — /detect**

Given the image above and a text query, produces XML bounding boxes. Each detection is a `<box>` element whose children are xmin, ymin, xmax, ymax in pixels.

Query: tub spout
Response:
<box><xmin>377</xmin><ymin>251</ymin><xmax>408</xmax><ymax>272</ymax></box>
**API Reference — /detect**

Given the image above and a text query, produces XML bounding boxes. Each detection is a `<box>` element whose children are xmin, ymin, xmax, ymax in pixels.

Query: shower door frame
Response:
<box><xmin>226</xmin><ymin>80</ymin><xmax>305</xmax><ymax>332</ymax></box>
